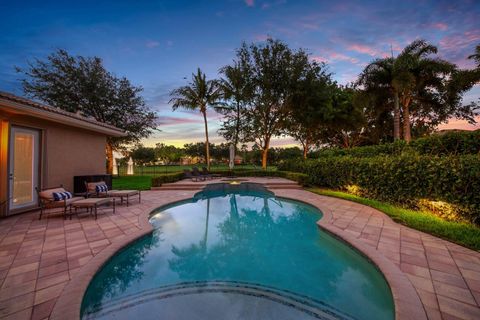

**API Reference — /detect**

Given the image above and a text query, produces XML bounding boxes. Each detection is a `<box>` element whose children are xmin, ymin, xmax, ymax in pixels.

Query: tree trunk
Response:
<box><xmin>302</xmin><ymin>138</ymin><xmax>309</xmax><ymax>159</ymax></box>
<box><xmin>106</xmin><ymin>142</ymin><xmax>113</xmax><ymax>174</ymax></box>
<box><xmin>402</xmin><ymin>100</ymin><xmax>412</xmax><ymax>142</ymax></box>
<box><xmin>202</xmin><ymin>109</ymin><xmax>211</xmax><ymax>170</ymax></box>
<box><xmin>393</xmin><ymin>91</ymin><xmax>401</xmax><ymax>140</ymax></box>
<box><xmin>261</xmin><ymin>138</ymin><xmax>270</xmax><ymax>170</ymax></box>
<box><xmin>234</xmin><ymin>102</ymin><xmax>240</xmax><ymax>150</ymax></box>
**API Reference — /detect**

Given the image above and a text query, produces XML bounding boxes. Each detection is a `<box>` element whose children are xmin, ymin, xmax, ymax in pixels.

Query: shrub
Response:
<box><xmin>279</xmin><ymin>154</ymin><xmax>480</xmax><ymax>223</ymax></box>
<box><xmin>313</xmin><ymin>130</ymin><xmax>480</xmax><ymax>158</ymax></box>
<box><xmin>151</xmin><ymin>172</ymin><xmax>185</xmax><ymax>187</ymax></box>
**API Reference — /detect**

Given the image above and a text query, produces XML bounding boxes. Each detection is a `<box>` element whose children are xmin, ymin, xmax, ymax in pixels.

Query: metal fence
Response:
<box><xmin>115</xmin><ymin>163</ymin><xmax>275</xmax><ymax>176</ymax></box>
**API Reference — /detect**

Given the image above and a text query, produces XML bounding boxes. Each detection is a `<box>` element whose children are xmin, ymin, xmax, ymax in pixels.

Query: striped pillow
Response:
<box><xmin>95</xmin><ymin>184</ymin><xmax>108</xmax><ymax>193</ymax></box>
<box><xmin>52</xmin><ymin>191</ymin><xmax>73</xmax><ymax>201</ymax></box>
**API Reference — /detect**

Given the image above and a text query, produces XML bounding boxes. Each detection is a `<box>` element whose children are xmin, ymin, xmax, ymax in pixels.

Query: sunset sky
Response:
<box><xmin>1</xmin><ymin>0</ymin><xmax>479</xmax><ymax>148</ymax></box>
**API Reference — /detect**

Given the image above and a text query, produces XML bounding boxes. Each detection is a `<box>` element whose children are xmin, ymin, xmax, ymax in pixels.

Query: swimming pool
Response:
<box><xmin>81</xmin><ymin>183</ymin><xmax>394</xmax><ymax>320</ymax></box>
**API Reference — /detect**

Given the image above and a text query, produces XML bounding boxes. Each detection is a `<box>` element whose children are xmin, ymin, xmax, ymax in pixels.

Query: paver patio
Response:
<box><xmin>0</xmin><ymin>178</ymin><xmax>479</xmax><ymax>320</ymax></box>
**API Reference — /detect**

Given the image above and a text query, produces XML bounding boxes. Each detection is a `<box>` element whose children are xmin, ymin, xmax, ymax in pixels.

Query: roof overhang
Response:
<box><xmin>0</xmin><ymin>97</ymin><xmax>127</xmax><ymax>137</ymax></box>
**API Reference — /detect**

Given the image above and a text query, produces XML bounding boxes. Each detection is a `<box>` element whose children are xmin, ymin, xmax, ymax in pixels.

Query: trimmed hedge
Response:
<box><xmin>151</xmin><ymin>170</ymin><xmax>309</xmax><ymax>187</ymax></box>
<box><xmin>315</xmin><ymin>130</ymin><xmax>480</xmax><ymax>158</ymax></box>
<box><xmin>279</xmin><ymin>154</ymin><xmax>480</xmax><ymax>223</ymax></box>
<box><xmin>151</xmin><ymin>172</ymin><xmax>185</xmax><ymax>186</ymax></box>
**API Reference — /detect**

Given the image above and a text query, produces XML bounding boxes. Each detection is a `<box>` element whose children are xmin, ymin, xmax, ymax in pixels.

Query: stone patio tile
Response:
<box><xmin>424</xmin><ymin>306</ymin><xmax>442</xmax><ymax>320</ymax></box>
<box><xmin>31</xmin><ymin>298</ymin><xmax>56</xmax><ymax>320</ymax></box>
<box><xmin>0</xmin><ymin>279</ymin><xmax>36</xmax><ymax>301</ymax></box>
<box><xmin>7</xmin><ymin>262</ymin><xmax>39</xmax><ymax>277</ymax></box>
<box><xmin>0</xmin><ymin>292</ymin><xmax>34</xmax><ymax>318</ymax></box>
<box><xmin>1</xmin><ymin>270</ymin><xmax>37</xmax><ymax>288</ymax></box>
<box><xmin>1</xmin><ymin>307</ymin><xmax>32</xmax><ymax>320</ymax></box>
<box><xmin>38</xmin><ymin>261</ymin><xmax>68</xmax><ymax>278</ymax></box>
<box><xmin>416</xmin><ymin>288</ymin><xmax>439</xmax><ymax>308</ymax></box>
<box><xmin>36</xmin><ymin>271</ymin><xmax>69</xmax><ymax>290</ymax></box>
<box><xmin>34</xmin><ymin>282</ymin><xmax>66</xmax><ymax>305</ymax></box>
<box><xmin>406</xmin><ymin>274</ymin><xmax>435</xmax><ymax>293</ymax></box>
<box><xmin>401</xmin><ymin>262</ymin><xmax>431</xmax><ymax>279</ymax></box>
<box><xmin>431</xmin><ymin>269</ymin><xmax>468</xmax><ymax>289</ymax></box>
<box><xmin>434</xmin><ymin>281</ymin><xmax>477</xmax><ymax>305</ymax></box>
<box><xmin>437</xmin><ymin>295</ymin><xmax>480</xmax><ymax>320</ymax></box>
<box><xmin>428</xmin><ymin>260</ymin><xmax>461</xmax><ymax>275</ymax></box>
<box><xmin>401</xmin><ymin>253</ymin><xmax>429</xmax><ymax>268</ymax></box>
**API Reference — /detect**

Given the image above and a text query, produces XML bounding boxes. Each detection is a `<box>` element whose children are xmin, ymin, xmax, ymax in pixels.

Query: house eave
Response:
<box><xmin>0</xmin><ymin>98</ymin><xmax>127</xmax><ymax>137</ymax></box>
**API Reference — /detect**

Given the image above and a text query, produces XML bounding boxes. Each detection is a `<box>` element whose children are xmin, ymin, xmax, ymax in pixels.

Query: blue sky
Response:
<box><xmin>1</xmin><ymin>0</ymin><xmax>479</xmax><ymax>147</ymax></box>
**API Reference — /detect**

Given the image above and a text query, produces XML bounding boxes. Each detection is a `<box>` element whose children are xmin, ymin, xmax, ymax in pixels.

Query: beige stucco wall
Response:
<box><xmin>43</xmin><ymin>122</ymin><xmax>106</xmax><ymax>190</ymax></box>
<box><xmin>0</xmin><ymin>109</ymin><xmax>106</xmax><ymax>215</ymax></box>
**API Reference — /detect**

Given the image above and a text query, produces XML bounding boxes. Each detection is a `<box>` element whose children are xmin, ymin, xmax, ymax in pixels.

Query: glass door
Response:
<box><xmin>8</xmin><ymin>126</ymin><xmax>40</xmax><ymax>212</ymax></box>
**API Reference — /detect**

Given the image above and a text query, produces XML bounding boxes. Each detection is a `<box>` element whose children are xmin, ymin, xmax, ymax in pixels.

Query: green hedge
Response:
<box><xmin>151</xmin><ymin>170</ymin><xmax>309</xmax><ymax>187</ymax></box>
<box><xmin>279</xmin><ymin>154</ymin><xmax>480</xmax><ymax>223</ymax></box>
<box><xmin>151</xmin><ymin>172</ymin><xmax>185</xmax><ymax>186</ymax></box>
<box><xmin>315</xmin><ymin>130</ymin><xmax>480</xmax><ymax>158</ymax></box>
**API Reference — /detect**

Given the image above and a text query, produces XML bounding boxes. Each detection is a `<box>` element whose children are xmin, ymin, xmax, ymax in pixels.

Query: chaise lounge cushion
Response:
<box><xmin>47</xmin><ymin>197</ymin><xmax>84</xmax><ymax>207</ymax></box>
<box><xmin>39</xmin><ymin>187</ymin><xmax>68</xmax><ymax>201</ymax></box>
<box><xmin>87</xmin><ymin>182</ymin><xmax>118</xmax><ymax>195</ymax></box>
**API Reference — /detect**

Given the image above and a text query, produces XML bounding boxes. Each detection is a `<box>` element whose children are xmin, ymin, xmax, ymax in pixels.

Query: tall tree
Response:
<box><xmin>393</xmin><ymin>39</ymin><xmax>456</xmax><ymax>142</ymax></box>
<box><xmin>231</xmin><ymin>39</ymin><xmax>311</xmax><ymax>169</ymax></box>
<box><xmin>359</xmin><ymin>57</ymin><xmax>402</xmax><ymax>140</ymax></box>
<box><xmin>286</xmin><ymin>61</ymin><xmax>333</xmax><ymax>158</ymax></box>
<box><xmin>217</xmin><ymin>62</ymin><xmax>253</xmax><ymax>150</ymax></box>
<box><xmin>16</xmin><ymin>49</ymin><xmax>157</xmax><ymax>173</ymax></box>
<box><xmin>170</xmin><ymin>68</ymin><xmax>222</xmax><ymax>170</ymax></box>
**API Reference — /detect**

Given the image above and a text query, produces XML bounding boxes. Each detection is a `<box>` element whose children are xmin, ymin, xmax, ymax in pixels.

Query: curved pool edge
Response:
<box><xmin>51</xmin><ymin>188</ymin><xmax>427</xmax><ymax>320</ymax></box>
<box><xmin>50</xmin><ymin>194</ymin><xmax>195</xmax><ymax>320</ymax></box>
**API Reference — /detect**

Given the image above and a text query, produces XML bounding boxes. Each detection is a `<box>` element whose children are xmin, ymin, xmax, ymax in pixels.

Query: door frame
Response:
<box><xmin>7</xmin><ymin>125</ymin><xmax>41</xmax><ymax>214</ymax></box>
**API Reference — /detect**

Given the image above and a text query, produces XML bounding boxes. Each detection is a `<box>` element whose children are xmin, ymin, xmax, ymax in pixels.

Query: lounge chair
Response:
<box><xmin>184</xmin><ymin>169</ymin><xmax>204</xmax><ymax>182</ymax></box>
<box><xmin>36</xmin><ymin>185</ymin><xmax>84</xmax><ymax>220</ymax></box>
<box><xmin>193</xmin><ymin>167</ymin><xmax>211</xmax><ymax>180</ymax></box>
<box><xmin>85</xmin><ymin>181</ymin><xmax>118</xmax><ymax>198</ymax></box>
<box><xmin>202</xmin><ymin>167</ymin><xmax>221</xmax><ymax>178</ymax></box>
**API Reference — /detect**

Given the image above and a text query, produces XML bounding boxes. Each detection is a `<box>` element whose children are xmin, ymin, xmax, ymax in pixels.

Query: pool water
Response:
<box><xmin>81</xmin><ymin>183</ymin><xmax>394</xmax><ymax>320</ymax></box>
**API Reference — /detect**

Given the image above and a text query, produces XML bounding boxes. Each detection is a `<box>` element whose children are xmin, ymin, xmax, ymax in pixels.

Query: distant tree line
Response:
<box><xmin>127</xmin><ymin>142</ymin><xmax>304</xmax><ymax>166</ymax></box>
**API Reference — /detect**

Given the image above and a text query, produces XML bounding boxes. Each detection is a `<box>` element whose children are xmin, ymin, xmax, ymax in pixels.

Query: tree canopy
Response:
<box><xmin>16</xmin><ymin>49</ymin><xmax>157</xmax><ymax>172</ymax></box>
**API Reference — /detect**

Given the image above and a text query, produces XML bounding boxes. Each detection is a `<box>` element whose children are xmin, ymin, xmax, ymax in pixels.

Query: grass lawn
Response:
<box><xmin>309</xmin><ymin>188</ymin><xmax>480</xmax><ymax>251</ymax></box>
<box><xmin>118</xmin><ymin>164</ymin><xmax>276</xmax><ymax>175</ymax></box>
<box><xmin>113</xmin><ymin>175</ymin><xmax>153</xmax><ymax>190</ymax></box>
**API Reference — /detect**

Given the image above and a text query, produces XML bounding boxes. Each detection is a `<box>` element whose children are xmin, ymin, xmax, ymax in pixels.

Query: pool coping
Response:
<box><xmin>50</xmin><ymin>189</ymin><xmax>427</xmax><ymax>320</ymax></box>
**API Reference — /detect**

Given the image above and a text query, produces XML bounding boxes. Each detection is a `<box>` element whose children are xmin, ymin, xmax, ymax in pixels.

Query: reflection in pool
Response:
<box><xmin>81</xmin><ymin>183</ymin><xmax>394</xmax><ymax>320</ymax></box>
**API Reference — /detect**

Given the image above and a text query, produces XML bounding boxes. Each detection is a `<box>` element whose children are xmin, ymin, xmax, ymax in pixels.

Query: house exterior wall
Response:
<box><xmin>0</xmin><ymin>109</ymin><xmax>107</xmax><ymax>216</ymax></box>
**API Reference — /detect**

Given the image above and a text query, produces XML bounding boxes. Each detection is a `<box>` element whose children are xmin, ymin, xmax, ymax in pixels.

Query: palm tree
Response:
<box><xmin>170</xmin><ymin>68</ymin><xmax>222</xmax><ymax>170</ymax></box>
<box><xmin>394</xmin><ymin>39</ymin><xmax>455</xmax><ymax>142</ymax></box>
<box><xmin>468</xmin><ymin>44</ymin><xmax>480</xmax><ymax>68</ymax></box>
<box><xmin>359</xmin><ymin>57</ymin><xmax>402</xmax><ymax>140</ymax></box>
<box><xmin>217</xmin><ymin>63</ymin><xmax>252</xmax><ymax>150</ymax></box>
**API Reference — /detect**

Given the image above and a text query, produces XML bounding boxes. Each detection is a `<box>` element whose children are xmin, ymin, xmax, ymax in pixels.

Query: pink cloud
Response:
<box><xmin>253</xmin><ymin>34</ymin><xmax>269</xmax><ymax>41</ymax></box>
<box><xmin>438</xmin><ymin>116</ymin><xmax>480</xmax><ymax>131</ymax></box>
<box><xmin>156</xmin><ymin>116</ymin><xmax>203</xmax><ymax>126</ymax></box>
<box><xmin>432</xmin><ymin>22</ymin><xmax>448</xmax><ymax>31</ymax></box>
<box><xmin>245</xmin><ymin>0</ymin><xmax>254</xmax><ymax>7</ymax></box>
<box><xmin>347</xmin><ymin>44</ymin><xmax>378</xmax><ymax>56</ymax></box>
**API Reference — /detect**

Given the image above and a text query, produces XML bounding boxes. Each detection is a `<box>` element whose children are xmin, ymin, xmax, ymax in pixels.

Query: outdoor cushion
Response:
<box><xmin>52</xmin><ymin>191</ymin><xmax>73</xmax><ymax>201</ymax></box>
<box><xmin>95</xmin><ymin>184</ymin><xmax>108</xmax><ymax>193</ymax></box>
<box><xmin>46</xmin><ymin>197</ymin><xmax>84</xmax><ymax>208</ymax></box>
<box><xmin>39</xmin><ymin>187</ymin><xmax>67</xmax><ymax>200</ymax></box>
<box><xmin>87</xmin><ymin>181</ymin><xmax>107</xmax><ymax>192</ymax></box>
